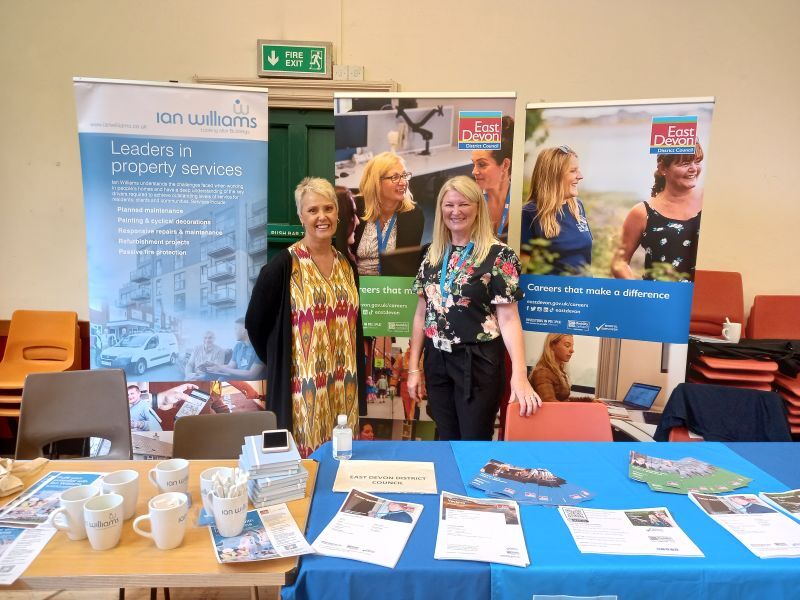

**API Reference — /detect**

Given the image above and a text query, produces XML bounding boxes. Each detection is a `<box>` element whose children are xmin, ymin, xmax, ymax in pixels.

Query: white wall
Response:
<box><xmin>1</xmin><ymin>0</ymin><xmax>799</xmax><ymax>319</ymax></box>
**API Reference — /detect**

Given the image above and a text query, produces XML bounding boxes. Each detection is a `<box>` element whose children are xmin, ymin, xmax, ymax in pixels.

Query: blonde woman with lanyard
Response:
<box><xmin>407</xmin><ymin>176</ymin><xmax>540</xmax><ymax>440</ymax></box>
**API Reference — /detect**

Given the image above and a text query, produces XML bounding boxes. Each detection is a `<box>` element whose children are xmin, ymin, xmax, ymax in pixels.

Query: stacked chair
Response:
<box><xmin>687</xmin><ymin>271</ymin><xmax>779</xmax><ymax>390</ymax></box>
<box><xmin>747</xmin><ymin>295</ymin><xmax>800</xmax><ymax>436</ymax></box>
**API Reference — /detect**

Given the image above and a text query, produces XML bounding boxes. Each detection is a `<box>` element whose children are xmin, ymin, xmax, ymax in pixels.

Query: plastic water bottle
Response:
<box><xmin>332</xmin><ymin>414</ymin><xmax>352</xmax><ymax>460</ymax></box>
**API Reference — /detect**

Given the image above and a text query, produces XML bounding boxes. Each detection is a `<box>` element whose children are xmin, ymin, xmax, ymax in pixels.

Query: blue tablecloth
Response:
<box><xmin>283</xmin><ymin>441</ymin><xmax>800</xmax><ymax>600</ymax></box>
<box><xmin>281</xmin><ymin>441</ymin><xmax>490</xmax><ymax>600</ymax></box>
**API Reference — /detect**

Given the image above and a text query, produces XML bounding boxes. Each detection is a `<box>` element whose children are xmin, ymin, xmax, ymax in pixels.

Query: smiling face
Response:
<box><xmin>561</xmin><ymin>156</ymin><xmax>583</xmax><ymax>200</ymax></box>
<box><xmin>127</xmin><ymin>385</ymin><xmax>140</xmax><ymax>406</ymax></box>
<box><xmin>662</xmin><ymin>157</ymin><xmax>702</xmax><ymax>192</ymax></box>
<box><xmin>378</xmin><ymin>161</ymin><xmax>408</xmax><ymax>215</ymax></box>
<box><xmin>471</xmin><ymin>150</ymin><xmax>509</xmax><ymax>192</ymax></box>
<box><xmin>299</xmin><ymin>191</ymin><xmax>337</xmax><ymax>243</ymax></box>
<box><xmin>203</xmin><ymin>331</ymin><xmax>216</xmax><ymax>351</ymax></box>
<box><xmin>441</xmin><ymin>189</ymin><xmax>478</xmax><ymax>242</ymax></box>
<box><xmin>552</xmin><ymin>335</ymin><xmax>574</xmax><ymax>363</ymax></box>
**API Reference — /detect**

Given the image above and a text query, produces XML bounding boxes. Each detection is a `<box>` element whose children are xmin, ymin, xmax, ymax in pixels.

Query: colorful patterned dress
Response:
<box><xmin>288</xmin><ymin>243</ymin><xmax>360</xmax><ymax>457</ymax></box>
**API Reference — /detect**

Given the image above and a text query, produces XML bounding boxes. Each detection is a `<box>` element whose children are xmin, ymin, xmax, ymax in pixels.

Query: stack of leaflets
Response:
<box><xmin>628</xmin><ymin>451</ymin><xmax>751</xmax><ymax>494</ymax></box>
<box><xmin>239</xmin><ymin>434</ymin><xmax>307</xmax><ymax>507</ymax></box>
<box><xmin>470</xmin><ymin>459</ymin><xmax>593</xmax><ymax>506</ymax></box>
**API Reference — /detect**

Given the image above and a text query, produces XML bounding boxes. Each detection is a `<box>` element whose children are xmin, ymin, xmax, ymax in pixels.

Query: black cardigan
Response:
<box><xmin>245</xmin><ymin>248</ymin><xmax>367</xmax><ymax>430</ymax></box>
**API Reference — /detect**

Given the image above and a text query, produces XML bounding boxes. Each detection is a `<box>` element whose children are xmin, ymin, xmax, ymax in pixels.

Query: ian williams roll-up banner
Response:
<box><xmin>518</xmin><ymin>98</ymin><xmax>714</xmax><ymax>409</ymax></box>
<box><xmin>74</xmin><ymin>78</ymin><xmax>269</xmax><ymax>457</ymax></box>
<box><xmin>333</xmin><ymin>92</ymin><xmax>516</xmax><ymax>441</ymax></box>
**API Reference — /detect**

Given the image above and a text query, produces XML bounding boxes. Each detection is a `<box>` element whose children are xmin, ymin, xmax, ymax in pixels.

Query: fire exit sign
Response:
<box><xmin>257</xmin><ymin>40</ymin><xmax>332</xmax><ymax>79</ymax></box>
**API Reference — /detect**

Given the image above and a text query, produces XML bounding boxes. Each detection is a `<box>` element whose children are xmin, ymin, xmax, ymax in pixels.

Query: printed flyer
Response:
<box><xmin>333</xmin><ymin>92</ymin><xmax>516</xmax><ymax>440</ymax></box>
<box><xmin>74</xmin><ymin>79</ymin><xmax>269</xmax><ymax>456</ymax></box>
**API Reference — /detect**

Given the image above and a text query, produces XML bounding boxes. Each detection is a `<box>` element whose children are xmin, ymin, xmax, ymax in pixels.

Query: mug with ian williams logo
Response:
<box><xmin>83</xmin><ymin>493</ymin><xmax>124</xmax><ymax>551</ymax></box>
<box><xmin>148</xmin><ymin>458</ymin><xmax>190</xmax><ymax>494</ymax></box>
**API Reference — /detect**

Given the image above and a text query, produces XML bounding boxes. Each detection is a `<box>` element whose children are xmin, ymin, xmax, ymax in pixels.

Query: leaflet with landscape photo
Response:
<box><xmin>332</xmin><ymin>460</ymin><xmax>437</xmax><ymax>494</ymax></box>
<box><xmin>558</xmin><ymin>506</ymin><xmax>703</xmax><ymax>557</ymax></box>
<box><xmin>0</xmin><ymin>472</ymin><xmax>103</xmax><ymax>526</ymax></box>
<box><xmin>690</xmin><ymin>492</ymin><xmax>800</xmax><ymax>558</ymax></box>
<box><xmin>434</xmin><ymin>491</ymin><xmax>529</xmax><ymax>567</ymax></box>
<box><xmin>0</xmin><ymin>525</ymin><xmax>57</xmax><ymax>584</ymax></box>
<box><xmin>470</xmin><ymin>459</ymin><xmax>593</xmax><ymax>506</ymax></box>
<box><xmin>311</xmin><ymin>489</ymin><xmax>422</xmax><ymax>568</ymax></box>
<box><xmin>759</xmin><ymin>489</ymin><xmax>800</xmax><ymax>520</ymax></box>
<box><xmin>628</xmin><ymin>451</ymin><xmax>750</xmax><ymax>494</ymax></box>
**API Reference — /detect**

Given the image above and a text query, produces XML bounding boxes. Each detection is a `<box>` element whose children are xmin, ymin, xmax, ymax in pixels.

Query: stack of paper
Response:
<box><xmin>759</xmin><ymin>489</ymin><xmax>800</xmax><ymax>519</ymax></box>
<box><xmin>470</xmin><ymin>459</ymin><xmax>593</xmax><ymax>506</ymax></box>
<box><xmin>690</xmin><ymin>492</ymin><xmax>800</xmax><ymax>558</ymax></box>
<box><xmin>238</xmin><ymin>435</ymin><xmax>307</xmax><ymax>507</ymax></box>
<box><xmin>628</xmin><ymin>451</ymin><xmax>751</xmax><ymax>494</ymax></box>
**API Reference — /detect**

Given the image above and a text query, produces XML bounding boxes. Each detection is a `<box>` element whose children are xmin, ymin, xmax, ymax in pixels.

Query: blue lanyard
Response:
<box><xmin>439</xmin><ymin>242</ymin><xmax>474</xmax><ymax>306</ymax></box>
<box><xmin>375</xmin><ymin>215</ymin><xmax>397</xmax><ymax>254</ymax></box>
<box><xmin>485</xmin><ymin>189</ymin><xmax>511</xmax><ymax>235</ymax></box>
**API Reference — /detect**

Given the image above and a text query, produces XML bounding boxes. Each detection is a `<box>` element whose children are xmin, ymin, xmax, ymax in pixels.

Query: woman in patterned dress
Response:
<box><xmin>406</xmin><ymin>176</ymin><xmax>540</xmax><ymax>441</ymax></box>
<box><xmin>246</xmin><ymin>178</ymin><xmax>365</xmax><ymax>457</ymax></box>
<box><xmin>612</xmin><ymin>144</ymin><xmax>704</xmax><ymax>281</ymax></box>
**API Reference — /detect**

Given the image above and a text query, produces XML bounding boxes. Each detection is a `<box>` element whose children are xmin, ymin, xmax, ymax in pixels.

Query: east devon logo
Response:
<box><xmin>650</xmin><ymin>116</ymin><xmax>697</xmax><ymax>154</ymax></box>
<box><xmin>458</xmin><ymin>111</ymin><xmax>502</xmax><ymax>150</ymax></box>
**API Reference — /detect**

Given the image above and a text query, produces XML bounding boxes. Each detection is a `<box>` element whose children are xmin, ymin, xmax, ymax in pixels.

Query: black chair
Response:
<box><xmin>172</xmin><ymin>411</ymin><xmax>277</xmax><ymax>459</ymax></box>
<box><xmin>15</xmin><ymin>369</ymin><xmax>132</xmax><ymax>460</ymax></box>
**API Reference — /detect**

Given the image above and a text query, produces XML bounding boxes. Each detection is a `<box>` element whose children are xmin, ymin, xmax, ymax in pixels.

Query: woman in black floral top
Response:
<box><xmin>407</xmin><ymin>176</ymin><xmax>541</xmax><ymax>440</ymax></box>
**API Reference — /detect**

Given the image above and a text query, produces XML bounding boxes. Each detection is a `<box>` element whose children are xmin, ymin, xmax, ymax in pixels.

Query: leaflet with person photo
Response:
<box><xmin>434</xmin><ymin>491</ymin><xmax>529</xmax><ymax>567</ymax></box>
<box><xmin>558</xmin><ymin>506</ymin><xmax>703</xmax><ymax>557</ymax></box>
<box><xmin>470</xmin><ymin>459</ymin><xmax>593</xmax><ymax>506</ymax></box>
<box><xmin>759</xmin><ymin>489</ymin><xmax>800</xmax><ymax>519</ymax></box>
<box><xmin>690</xmin><ymin>492</ymin><xmax>800</xmax><ymax>558</ymax></box>
<box><xmin>311</xmin><ymin>489</ymin><xmax>422</xmax><ymax>568</ymax></box>
<box><xmin>0</xmin><ymin>472</ymin><xmax>103</xmax><ymax>526</ymax></box>
<box><xmin>628</xmin><ymin>451</ymin><xmax>751</xmax><ymax>494</ymax></box>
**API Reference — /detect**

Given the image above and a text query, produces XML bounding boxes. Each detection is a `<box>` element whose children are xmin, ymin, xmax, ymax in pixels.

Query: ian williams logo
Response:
<box><xmin>650</xmin><ymin>116</ymin><xmax>697</xmax><ymax>154</ymax></box>
<box><xmin>458</xmin><ymin>111</ymin><xmax>502</xmax><ymax>150</ymax></box>
<box><xmin>233</xmin><ymin>99</ymin><xmax>249</xmax><ymax>115</ymax></box>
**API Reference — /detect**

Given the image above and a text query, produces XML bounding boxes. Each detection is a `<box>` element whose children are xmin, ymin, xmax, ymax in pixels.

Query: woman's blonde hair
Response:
<box><xmin>525</xmin><ymin>146</ymin><xmax>581</xmax><ymax>239</ymax></box>
<box><xmin>535</xmin><ymin>333</ymin><xmax>573</xmax><ymax>390</ymax></box>
<box><xmin>294</xmin><ymin>177</ymin><xmax>338</xmax><ymax>217</ymax></box>
<box><xmin>425</xmin><ymin>176</ymin><xmax>497</xmax><ymax>267</ymax></box>
<box><xmin>359</xmin><ymin>152</ymin><xmax>415</xmax><ymax>223</ymax></box>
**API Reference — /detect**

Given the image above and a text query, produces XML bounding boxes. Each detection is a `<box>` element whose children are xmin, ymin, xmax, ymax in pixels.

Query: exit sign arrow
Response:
<box><xmin>257</xmin><ymin>39</ymin><xmax>332</xmax><ymax>79</ymax></box>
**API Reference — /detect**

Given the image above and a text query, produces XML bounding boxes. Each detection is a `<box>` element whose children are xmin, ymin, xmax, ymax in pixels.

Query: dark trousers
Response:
<box><xmin>423</xmin><ymin>336</ymin><xmax>505</xmax><ymax>441</ymax></box>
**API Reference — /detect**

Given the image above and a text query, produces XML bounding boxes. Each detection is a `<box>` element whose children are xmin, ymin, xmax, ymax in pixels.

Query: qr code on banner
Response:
<box><xmin>563</xmin><ymin>507</ymin><xmax>588</xmax><ymax>523</ymax></box>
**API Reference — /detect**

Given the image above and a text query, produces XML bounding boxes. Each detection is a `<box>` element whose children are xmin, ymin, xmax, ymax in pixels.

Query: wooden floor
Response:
<box><xmin>0</xmin><ymin>588</ymin><xmax>279</xmax><ymax>600</ymax></box>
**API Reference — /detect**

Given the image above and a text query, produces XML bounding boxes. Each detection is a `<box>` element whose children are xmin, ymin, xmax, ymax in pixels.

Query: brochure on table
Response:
<box><xmin>333</xmin><ymin>460</ymin><xmax>437</xmax><ymax>494</ymax></box>
<box><xmin>0</xmin><ymin>472</ymin><xmax>103</xmax><ymax>526</ymax></box>
<box><xmin>628</xmin><ymin>451</ymin><xmax>751</xmax><ymax>494</ymax></box>
<box><xmin>470</xmin><ymin>458</ymin><xmax>593</xmax><ymax>506</ymax></box>
<box><xmin>690</xmin><ymin>492</ymin><xmax>800</xmax><ymax>558</ymax></box>
<box><xmin>759</xmin><ymin>489</ymin><xmax>800</xmax><ymax>519</ymax></box>
<box><xmin>434</xmin><ymin>491</ymin><xmax>529</xmax><ymax>567</ymax></box>
<box><xmin>209</xmin><ymin>505</ymin><xmax>313</xmax><ymax>563</ymax></box>
<box><xmin>558</xmin><ymin>505</ymin><xmax>703</xmax><ymax>557</ymax></box>
<box><xmin>0</xmin><ymin>526</ymin><xmax>57</xmax><ymax>585</ymax></box>
<box><xmin>311</xmin><ymin>489</ymin><xmax>422</xmax><ymax>568</ymax></box>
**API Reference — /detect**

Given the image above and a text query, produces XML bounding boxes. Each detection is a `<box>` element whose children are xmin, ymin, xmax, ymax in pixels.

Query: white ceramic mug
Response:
<box><xmin>207</xmin><ymin>489</ymin><xmax>248</xmax><ymax>538</ymax></box>
<box><xmin>47</xmin><ymin>485</ymin><xmax>101</xmax><ymax>541</ymax></box>
<box><xmin>101</xmin><ymin>469</ymin><xmax>139</xmax><ymax>521</ymax></box>
<box><xmin>148</xmin><ymin>458</ymin><xmax>189</xmax><ymax>494</ymax></box>
<box><xmin>133</xmin><ymin>492</ymin><xmax>189</xmax><ymax>550</ymax></box>
<box><xmin>722</xmin><ymin>320</ymin><xmax>742</xmax><ymax>343</ymax></box>
<box><xmin>83</xmin><ymin>493</ymin><xmax>124</xmax><ymax>551</ymax></box>
<box><xmin>200</xmin><ymin>466</ymin><xmax>233</xmax><ymax>517</ymax></box>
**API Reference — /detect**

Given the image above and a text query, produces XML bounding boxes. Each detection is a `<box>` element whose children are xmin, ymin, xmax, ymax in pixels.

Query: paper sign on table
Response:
<box><xmin>333</xmin><ymin>460</ymin><xmax>437</xmax><ymax>494</ymax></box>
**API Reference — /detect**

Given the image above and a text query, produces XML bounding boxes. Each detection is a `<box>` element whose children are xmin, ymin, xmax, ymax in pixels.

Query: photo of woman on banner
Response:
<box><xmin>471</xmin><ymin>116</ymin><xmax>514</xmax><ymax>240</ymax></box>
<box><xmin>351</xmin><ymin>152</ymin><xmax>424</xmax><ymax>277</ymax></box>
<box><xmin>611</xmin><ymin>144</ymin><xmax>704</xmax><ymax>282</ymax></box>
<box><xmin>407</xmin><ymin>176</ymin><xmax>540</xmax><ymax>441</ymax></box>
<box><xmin>520</xmin><ymin>146</ymin><xmax>593</xmax><ymax>276</ymax></box>
<box><xmin>529</xmin><ymin>333</ymin><xmax>575</xmax><ymax>402</ymax></box>
<box><xmin>246</xmin><ymin>177</ymin><xmax>366</xmax><ymax>457</ymax></box>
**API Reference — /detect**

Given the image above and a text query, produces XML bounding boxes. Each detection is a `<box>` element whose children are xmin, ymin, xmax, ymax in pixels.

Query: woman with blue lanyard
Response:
<box><xmin>407</xmin><ymin>176</ymin><xmax>540</xmax><ymax>440</ymax></box>
<box><xmin>471</xmin><ymin>116</ymin><xmax>514</xmax><ymax>240</ymax></box>
<box><xmin>351</xmin><ymin>152</ymin><xmax>424</xmax><ymax>276</ymax></box>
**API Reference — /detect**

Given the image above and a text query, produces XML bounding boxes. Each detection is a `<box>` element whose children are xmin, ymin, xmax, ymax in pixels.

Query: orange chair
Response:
<box><xmin>668</xmin><ymin>426</ymin><xmax>704</xmax><ymax>442</ymax></box>
<box><xmin>690</xmin><ymin>270</ymin><xmax>744</xmax><ymax>336</ymax></box>
<box><xmin>0</xmin><ymin>310</ymin><xmax>80</xmax><ymax>418</ymax></box>
<box><xmin>746</xmin><ymin>295</ymin><xmax>800</xmax><ymax>338</ymax></box>
<box><xmin>504</xmin><ymin>402</ymin><xmax>613</xmax><ymax>441</ymax></box>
